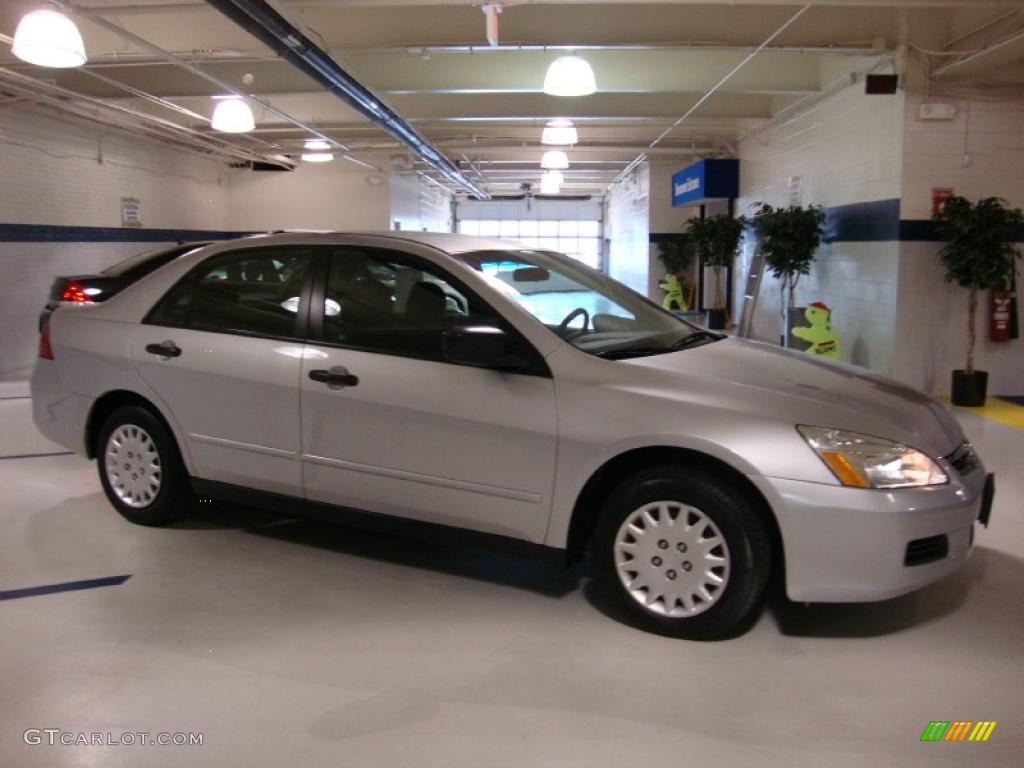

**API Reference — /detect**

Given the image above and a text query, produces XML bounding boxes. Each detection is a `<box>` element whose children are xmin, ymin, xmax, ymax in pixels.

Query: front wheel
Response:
<box><xmin>592</xmin><ymin>466</ymin><xmax>772</xmax><ymax>640</ymax></box>
<box><xmin>97</xmin><ymin>405</ymin><xmax>191</xmax><ymax>526</ymax></box>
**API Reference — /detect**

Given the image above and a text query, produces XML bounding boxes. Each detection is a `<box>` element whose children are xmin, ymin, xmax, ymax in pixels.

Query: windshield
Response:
<box><xmin>457</xmin><ymin>249</ymin><xmax>721</xmax><ymax>358</ymax></box>
<box><xmin>101</xmin><ymin>243</ymin><xmax>207</xmax><ymax>279</ymax></box>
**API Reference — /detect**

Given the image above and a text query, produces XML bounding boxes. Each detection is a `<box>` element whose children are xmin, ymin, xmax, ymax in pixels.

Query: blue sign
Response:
<box><xmin>671</xmin><ymin>159</ymin><xmax>739</xmax><ymax>207</ymax></box>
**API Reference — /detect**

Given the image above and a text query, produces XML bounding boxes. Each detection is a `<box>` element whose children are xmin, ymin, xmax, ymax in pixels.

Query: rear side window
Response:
<box><xmin>101</xmin><ymin>243</ymin><xmax>206</xmax><ymax>279</ymax></box>
<box><xmin>147</xmin><ymin>247</ymin><xmax>313</xmax><ymax>339</ymax></box>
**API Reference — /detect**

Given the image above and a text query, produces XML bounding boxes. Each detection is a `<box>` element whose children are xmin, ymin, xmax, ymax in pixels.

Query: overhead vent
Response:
<box><xmin>228</xmin><ymin>160</ymin><xmax>295</xmax><ymax>172</ymax></box>
<box><xmin>865</xmin><ymin>74</ymin><xmax>899</xmax><ymax>95</ymax></box>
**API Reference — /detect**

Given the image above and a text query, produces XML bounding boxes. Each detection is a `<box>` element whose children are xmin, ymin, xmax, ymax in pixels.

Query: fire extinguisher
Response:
<box><xmin>991</xmin><ymin>272</ymin><xmax>1017</xmax><ymax>342</ymax></box>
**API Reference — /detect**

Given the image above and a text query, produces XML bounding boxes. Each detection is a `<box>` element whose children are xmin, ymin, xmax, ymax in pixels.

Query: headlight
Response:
<box><xmin>797</xmin><ymin>426</ymin><xmax>948</xmax><ymax>489</ymax></box>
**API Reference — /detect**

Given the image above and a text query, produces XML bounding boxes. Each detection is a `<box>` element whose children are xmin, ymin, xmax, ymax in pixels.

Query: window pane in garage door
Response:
<box><xmin>538</xmin><ymin>220</ymin><xmax>558</xmax><ymax>237</ymax></box>
<box><xmin>458</xmin><ymin>218</ymin><xmax>603</xmax><ymax>270</ymax></box>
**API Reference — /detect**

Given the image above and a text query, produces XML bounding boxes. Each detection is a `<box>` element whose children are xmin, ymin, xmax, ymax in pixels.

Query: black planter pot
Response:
<box><xmin>951</xmin><ymin>370</ymin><xmax>988</xmax><ymax>407</ymax></box>
<box><xmin>706</xmin><ymin>308</ymin><xmax>727</xmax><ymax>330</ymax></box>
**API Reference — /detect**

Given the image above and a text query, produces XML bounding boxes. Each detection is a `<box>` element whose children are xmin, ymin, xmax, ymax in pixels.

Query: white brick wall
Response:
<box><xmin>901</xmin><ymin>96</ymin><xmax>1024</xmax><ymax>219</ymax></box>
<box><xmin>390</xmin><ymin>172</ymin><xmax>453</xmax><ymax>233</ymax></box>
<box><xmin>895</xmin><ymin>94</ymin><xmax>1024</xmax><ymax>395</ymax></box>
<box><xmin>226</xmin><ymin>161</ymin><xmax>390</xmax><ymax>231</ymax></box>
<box><xmin>0</xmin><ymin>107</ymin><xmax>231</xmax><ymax>379</ymax></box>
<box><xmin>733</xmin><ymin>82</ymin><xmax>905</xmax><ymax>375</ymax></box>
<box><xmin>605</xmin><ymin>165</ymin><xmax>649</xmax><ymax>295</ymax></box>
<box><xmin>0</xmin><ymin>107</ymin><xmax>228</xmax><ymax>229</ymax></box>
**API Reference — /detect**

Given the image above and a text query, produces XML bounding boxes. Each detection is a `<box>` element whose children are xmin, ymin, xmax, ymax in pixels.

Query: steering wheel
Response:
<box><xmin>557</xmin><ymin>307</ymin><xmax>590</xmax><ymax>339</ymax></box>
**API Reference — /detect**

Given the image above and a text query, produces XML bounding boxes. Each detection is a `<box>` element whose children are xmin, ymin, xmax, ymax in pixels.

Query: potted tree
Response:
<box><xmin>753</xmin><ymin>203</ymin><xmax>825</xmax><ymax>345</ymax></box>
<box><xmin>688</xmin><ymin>213</ymin><xmax>745</xmax><ymax>330</ymax></box>
<box><xmin>935</xmin><ymin>196</ymin><xmax>1023</xmax><ymax>406</ymax></box>
<box><xmin>656</xmin><ymin>231</ymin><xmax>695</xmax><ymax>312</ymax></box>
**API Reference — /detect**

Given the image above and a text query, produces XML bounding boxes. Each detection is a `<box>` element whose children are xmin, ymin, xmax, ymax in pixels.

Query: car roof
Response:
<box><xmin>236</xmin><ymin>231</ymin><xmax>522</xmax><ymax>256</ymax></box>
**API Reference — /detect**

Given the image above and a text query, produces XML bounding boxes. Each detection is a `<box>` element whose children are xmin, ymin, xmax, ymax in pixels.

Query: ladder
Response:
<box><xmin>737</xmin><ymin>248</ymin><xmax>765</xmax><ymax>339</ymax></box>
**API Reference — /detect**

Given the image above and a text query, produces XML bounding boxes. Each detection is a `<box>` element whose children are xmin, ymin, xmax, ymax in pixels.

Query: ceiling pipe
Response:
<box><xmin>0</xmin><ymin>79</ymin><xmax>289</xmax><ymax>168</ymax></box>
<box><xmin>73</xmin><ymin>0</ymin><xmax>1024</xmax><ymax>10</ymax></box>
<box><xmin>0</xmin><ymin>66</ymin><xmax>293</xmax><ymax>167</ymax></box>
<box><xmin>55</xmin><ymin>1</ymin><xmax>378</xmax><ymax>170</ymax></box>
<box><xmin>201</xmin><ymin>0</ymin><xmax>489</xmax><ymax>198</ymax></box>
<box><xmin>931</xmin><ymin>28</ymin><xmax>1024</xmax><ymax>78</ymax></box>
<box><xmin>613</xmin><ymin>3</ymin><xmax>811</xmax><ymax>185</ymax></box>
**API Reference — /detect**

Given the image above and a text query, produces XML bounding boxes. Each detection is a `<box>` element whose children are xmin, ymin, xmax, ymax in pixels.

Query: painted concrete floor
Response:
<box><xmin>1</xmin><ymin>385</ymin><xmax>1022</xmax><ymax>767</ymax></box>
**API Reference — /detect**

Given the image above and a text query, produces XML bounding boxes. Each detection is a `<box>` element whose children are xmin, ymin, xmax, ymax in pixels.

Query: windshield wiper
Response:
<box><xmin>592</xmin><ymin>329</ymin><xmax>724</xmax><ymax>360</ymax></box>
<box><xmin>670</xmin><ymin>329</ymin><xmax>725</xmax><ymax>349</ymax></box>
<box><xmin>592</xmin><ymin>345</ymin><xmax>669</xmax><ymax>360</ymax></box>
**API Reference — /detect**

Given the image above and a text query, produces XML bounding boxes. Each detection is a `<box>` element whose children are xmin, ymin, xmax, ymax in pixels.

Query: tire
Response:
<box><xmin>96</xmin><ymin>405</ymin><xmax>191</xmax><ymax>526</ymax></box>
<box><xmin>592</xmin><ymin>465</ymin><xmax>772</xmax><ymax>640</ymax></box>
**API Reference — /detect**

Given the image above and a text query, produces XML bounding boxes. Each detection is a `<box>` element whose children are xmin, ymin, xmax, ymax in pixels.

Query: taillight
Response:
<box><xmin>39</xmin><ymin>318</ymin><xmax>55</xmax><ymax>360</ymax></box>
<box><xmin>60</xmin><ymin>280</ymin><xmax>93</xmax><ymax>303</ymax></box>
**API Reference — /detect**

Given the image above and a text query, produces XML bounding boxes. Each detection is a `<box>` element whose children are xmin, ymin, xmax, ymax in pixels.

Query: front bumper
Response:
<box><xmin>751</xmin><ymin>464</ymin><xmax>987</xmax><ymax>603</ymax></box>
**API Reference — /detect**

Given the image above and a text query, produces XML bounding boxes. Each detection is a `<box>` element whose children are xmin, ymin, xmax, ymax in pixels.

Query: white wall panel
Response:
<box><xmin>604</xmin><ymin>165</ymin><xmax>649</xmax><ymax>295</ymax></box>
<box><xmin>733</xmin><ymin>82</ymin><xmax>905</xmax><ymax>376</ymax></box>
<box><xmin>0</xmin><ymin>107</ymin><xmax>230</xmax><ymax>380</ymax></box>
<box><xmin>896</xmin><ymin>95</ymin><xmax>1024</xmax><ymax>395</ymax></box>
<box><xmin>226</xmin><ymin>162</ymin><xmax>390</xmax><ymax>231</ymax></box>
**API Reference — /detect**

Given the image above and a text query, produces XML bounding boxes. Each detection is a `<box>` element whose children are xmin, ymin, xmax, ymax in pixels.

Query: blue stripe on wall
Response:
<box><xmin>650</xmin><ymin>198</ymin><xmax>1024</xmax><ymax>244</ymax></box>
<box><xmin>822</xmin><ymin>199</ymin><xmax>901</xmax><ymax>242</ymax></box>
<box><xmin>0</xmin><ymin>223</ymin><xmax>256</xmax><ymax>243</ymax></box>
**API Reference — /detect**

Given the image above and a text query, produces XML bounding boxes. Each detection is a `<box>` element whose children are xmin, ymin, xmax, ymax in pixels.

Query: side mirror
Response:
<box><xmin>442</xmin><ymin>325</ymin><xmax>509</xmax><ymax>367</ymax></box>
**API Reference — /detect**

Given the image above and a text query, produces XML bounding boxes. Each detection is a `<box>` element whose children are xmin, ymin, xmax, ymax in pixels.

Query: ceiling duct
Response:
<box><xmin>203</xmin><ymin>0</ymin><xmax>488</xmax><ymax>198</ymax></box>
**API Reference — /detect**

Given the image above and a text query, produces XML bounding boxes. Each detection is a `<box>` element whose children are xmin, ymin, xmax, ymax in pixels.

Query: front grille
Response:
<box><xmin>945</xmin><ymin>442</ymin><xmax>978</xmax><ymax>475</ymax></box>
<box><xmin>905</xmin><ymin>534</ymin><xmax>949</xmax><ymax>567</ymax></box>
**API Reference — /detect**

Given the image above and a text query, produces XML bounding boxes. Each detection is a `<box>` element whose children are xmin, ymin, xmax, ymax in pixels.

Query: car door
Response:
<box><xmin>132</xmin><ymin>245</ymin><xmax>314</xmax><ymax>497</ymax></box>
<box><xmin>299</xmin><ymin>244</ymin><xmax>558</xmax><ymax>543</ymax></box>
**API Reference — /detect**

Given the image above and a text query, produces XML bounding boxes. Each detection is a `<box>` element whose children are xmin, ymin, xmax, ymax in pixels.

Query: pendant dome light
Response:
<box><xmin>543</xmin><ymin>54</ymin><xmax>596</xmax><ymax>97</ymax></box>
<box><xmin>539</xmin><ymin>171</ymin><xmax>561</xmax><ymax>195</ymax></box>
<box><xmin>543</xmin><ymin>170</ymin><xmax>564</xmax><ymax>185</ymax></box>
<box><xmin>540</xmin><ymin>149</ymin><xmax>569</xmax><ymax>170</ymax></box>
<box><xmin>211</xmin><ymin>97</ymin><xmax>255</xmax><ymax>133</ymax></box>
<box><xmin>301</xmin><ymin>139</ymin><xmax>334</xmax><ymax>163</ymax></box>
<box><xmin>12</xmin><ymin>9</ymin><xmax>87</xmax><ymax>68</ymax></box>
<box><xmin>541</xmin><ymin>119</ymin><xmax>578</xmax><ymax>146</ymax></box>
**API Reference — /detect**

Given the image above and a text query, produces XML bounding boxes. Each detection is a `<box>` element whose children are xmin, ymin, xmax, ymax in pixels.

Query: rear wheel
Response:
<box><xmin>593</xmin><ymin>466</ymin><xmax>772</xmax><ymax>640</ymax></box>
<box><xmin>97</xmin><ymin>405</ymin><xmax>191</xmax><ymax>526</ymax></box>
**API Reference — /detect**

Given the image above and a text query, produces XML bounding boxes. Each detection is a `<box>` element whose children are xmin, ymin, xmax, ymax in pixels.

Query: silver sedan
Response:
<box><xmin>31</xmin><ymin>232</ymin><xmax>993</xmax><ymax>639</ymax></box>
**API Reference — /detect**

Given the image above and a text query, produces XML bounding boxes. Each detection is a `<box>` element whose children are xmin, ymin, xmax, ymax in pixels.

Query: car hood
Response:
<box><xmin>623</xmin><ymin>337</ymin><xmax>965</xmax><ymax>456</ymax></box>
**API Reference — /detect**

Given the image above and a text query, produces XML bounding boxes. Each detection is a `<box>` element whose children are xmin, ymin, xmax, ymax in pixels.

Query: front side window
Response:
<box><xmin>456</xmin><ymin>250</ymin><xmax>720</xmax><ymax>359</ymax></box>
<box><xmin>319</xmin><ymin>247</ymin><xmax>507</xmax><ymax>362</ymax></box>
<box><xmin>148</xmin><ymin>247</ymin><xmax>312</xmax><ymax>338</ymax></box>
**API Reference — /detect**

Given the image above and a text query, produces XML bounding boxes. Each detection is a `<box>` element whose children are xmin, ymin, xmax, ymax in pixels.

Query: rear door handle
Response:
<box><xmin>145</xmin><ymin>341</ymin><xmax>181</xmax><ymax>359</ymax></box>
<box><xmin>309</xmin><ymin>366</ymin><xmax>359</xmax><ymax>389</ymax></box>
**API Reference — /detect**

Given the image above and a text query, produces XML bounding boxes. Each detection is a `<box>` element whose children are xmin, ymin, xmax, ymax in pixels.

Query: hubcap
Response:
<box><xmin>105</xmin><ymin>424</ymin><xmax>162</xmax><ymax>509</ymax></box>
<box><xmin>613</xmin><ymin>501</ymin><xmax>730</xmax><ymax>618</ymax></box>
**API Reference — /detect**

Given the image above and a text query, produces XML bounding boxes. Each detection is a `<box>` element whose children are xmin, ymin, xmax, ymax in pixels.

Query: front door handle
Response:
<box><xmin>309</xmin><ymin>366</ymin><xmax>359</xmax><ymax>390</ymax></box>
<box><xmin>145</xmin><ymin>340</ymin><xmax>181</xmax><ymax>359</ymax></box>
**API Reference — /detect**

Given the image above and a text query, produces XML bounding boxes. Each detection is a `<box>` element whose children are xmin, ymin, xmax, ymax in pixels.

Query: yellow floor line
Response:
<box><xmin>940</xmin><ymin>396</ymin><xmax>1024</xmax><ymax>431</ymax></box>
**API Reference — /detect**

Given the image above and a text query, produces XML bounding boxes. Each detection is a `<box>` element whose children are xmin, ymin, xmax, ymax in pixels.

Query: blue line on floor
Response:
<box><xmin>0</xmin><ymin>574</ymin><xmax>131</xmax><ymax>601</ymax></box>
<box><xmin>0</xmin><ymin>396</ymin><xmax>31</xmax><ymax>400</ymax></box>
<box><xmin>0</xmin><ymin>451</ymin><xmax>74</xmax><ymax>460</ymax></box>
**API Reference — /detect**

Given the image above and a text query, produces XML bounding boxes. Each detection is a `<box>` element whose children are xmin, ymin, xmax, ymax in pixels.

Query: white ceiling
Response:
<box><xmin>1</xmin><ymin>0</ymin><xmax>1022</xmax><ymax>196</ymax></box>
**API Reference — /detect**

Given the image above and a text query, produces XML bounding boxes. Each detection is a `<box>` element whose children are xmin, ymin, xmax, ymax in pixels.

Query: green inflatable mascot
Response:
<box><xmin>659</xmin><ymin>274</ymin><xmax>688</xmax><ymax>312</ymax></box>
<box><xmin>791</xmin><ymin>301</ymin><xmax>841</xmax><ymax>360</ymax></box>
